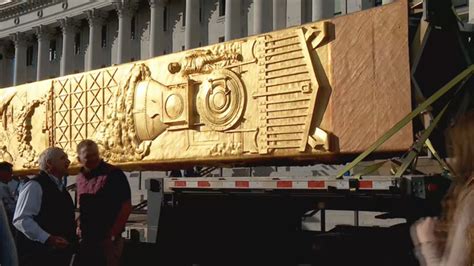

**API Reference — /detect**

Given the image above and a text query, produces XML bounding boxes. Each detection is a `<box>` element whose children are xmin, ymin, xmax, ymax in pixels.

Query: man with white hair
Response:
<box><xmin>13</xmin><ymin>147</ymin><xmax>76</xmax><ymax>266</ymax></box>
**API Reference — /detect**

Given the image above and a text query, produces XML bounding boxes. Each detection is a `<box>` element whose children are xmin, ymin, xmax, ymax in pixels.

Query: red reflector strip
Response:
<box><xmin>277</xmin><ymin>181</ymin><xmax>293</xmax><ymax>188</ymax></box>
<box><xmin>235</xmin><ymin>181</ymin><xmax>250</xmax><ymax>188</ymax></box>
<box><xmin>308</xmin><ymin>181</ymin><xmax>325</xmax><ymax>188</ymax></box>
<box><xmin>359</xmin><ymin>180</ymin><xmax>373</xmax><ymax>189</ymax></box>
<box><xmin>175</xmin><ymin>181</ymin><xmax>186</xmax><ymax>187</ymax></box>
<box><xmin>198</xmin><ymin>181</ymin><xmax>211</xmax><ymax>187</ymax></box>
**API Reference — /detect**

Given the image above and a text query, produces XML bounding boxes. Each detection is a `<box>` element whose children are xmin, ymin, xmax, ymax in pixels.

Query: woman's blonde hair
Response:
<box><xmin>439</xmin><ymin>110</ymin><xmax>474</xmax><ymax>259</ymax></box>
<box><xmin>447</xmin><ymin>111</ymin><xmax>474</xmax><ymax>183</ymax></box>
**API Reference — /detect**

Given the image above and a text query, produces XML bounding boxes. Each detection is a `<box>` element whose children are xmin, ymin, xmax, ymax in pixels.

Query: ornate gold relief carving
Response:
<box><xmin>308</xmin><ymin>127</ymin><xmax>330</xmax><ymax>152</ymax></box>
<box><xmin>16</xmin><ymin>99</ymin><xmax>43</xmax><ymax>168</ymax></box>
<box><xmin>52</xmin><ymin>69</ymin><xmax>117</xmax><ymax>154</ymax></box>
<box><xmin>96</xmin><ymin>64</ymin><xmax>153</xmax><ymax>162</ymax></box>
<box><xmin>3</xmin><ymin>15</ymin><xmax>404</xmax><ymax>172</ymax></box>
<box><xmin>209</xmin><ymin>142</ymin><xmax>242</xmax><ymax>156</ymax></box>
<box><xmin>253</xmin><ymin>23</ymin><xmax>329</xmax><ymax>155</ymax></box>
<box><xmin>197</xmin><ymin>69</ymin><xmax>246</xmax><ymax>131</ymax></box>
<box><xmin>133</xmin><ymin>78</ymin><xmax>169</xmax><ymax>139</ymax></box>
<box><xmin>161</xmin><ymin>81</ymin><xmax>194</xmax><ymax>130</ymax></box>
<box><xmin>168</xmin><ymin>43</ymin><xmax>242</xmax><ymax>77</ymax></box>
<box><xmin>0</xmin><ymin>91</ymin><xmax>16</xmax><ymax>164</ymax></box>
<box><xmin>0</xmin><ymin>146</ymin><xmax>13</xmax><ymax>163</ymax></box>
<box><xmin>0</xmin><ymin>91</ymin><xmax>16</xmax><ymax>130</ymax></box>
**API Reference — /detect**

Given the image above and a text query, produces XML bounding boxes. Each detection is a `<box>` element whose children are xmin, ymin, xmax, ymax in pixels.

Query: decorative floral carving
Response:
<box><xmin>168</xmin><ymin>43</ymin><xmax>242</xmax><ymax>77</ymax></box>
<box><xmin>96</xmin><ymin>64</ymin><xmax>153</xmax><ymax>162</ymax></box>
<box><xmin>16</xmin><ymin>99</ymin><xmax>43</xmax><ymax>168</ymax></box>
<box><xmin>209</xmin><ymin>142</ymin><xmax>242</xmax><ymax>156</ymax></box>
<box><xmin>0</xmin><ymin>91</ymin><xmax>16</xmax><ymax>130</ymax></box>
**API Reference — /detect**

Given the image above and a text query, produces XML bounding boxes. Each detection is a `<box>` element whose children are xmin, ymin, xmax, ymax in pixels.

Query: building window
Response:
<box><xmin>74</xmin><ymin>32</ymin><xmax>81</xmax><ymax>55</ymax></box>
<box><xmin>163</xmin><ymin>7</ymin><xmax>168</xmax><ymax>31</ymax></box>
<box><xmin>375</xmin><ymin>0</ymin><xmax>382</xmax><ymax>6</ymax></box>
<box><xmin>49</xmin><ymin>39</ymin><xmax>57</xmax><ymax>61</ymax></box>
<box><xmin>0</xmin><ymin>54</ymin><xmax>3</xmax><ymax>60</ymax></box>
<box><xmin>101</xmin><ymin>25</ymin><xmax>107</xmax><ymax>48</ymax></box>
<box><xmin>219</xmin><ymin>0</ymin><xmax>225</xmax><ymax>17</ymax></box>
<box><xmin>131</xmin><ymin>16</ymin><xmax>136</xmax><ymax>40</ymax></box>
<box><xmin>218</xmin><ymin>36</ymin><xmax>225</xmax><ymax>43</ymax></box>
<box><xmin>26</xmin><ymin>45</ymin><xmax>34</xmax><ymax>66</ymax></box>
<box><xmin>181</xmin><ymin>45</ymin><xmax>185</xmax><ymax>51</ymax></box>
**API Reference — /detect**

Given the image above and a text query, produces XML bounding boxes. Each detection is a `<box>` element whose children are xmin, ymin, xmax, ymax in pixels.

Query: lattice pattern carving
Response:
<box><xmin>52</xmin><ymin>68</ymin><xmax>117</xmax><ymax>152</ymax></box>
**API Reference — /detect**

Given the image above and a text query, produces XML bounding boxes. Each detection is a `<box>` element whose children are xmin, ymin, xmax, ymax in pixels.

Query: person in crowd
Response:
<box><xmin>411</xmin><ymin>110</ymin><xmax>474</xmax><ymax>265</ymax></box>
<box><xmin>74</xmin><ymin>139</ymin><xmax>131</xmax><ymax>266</ymax></box>
<box><xmin>0</xmin><ymin>201</ymin><xmax>18</xmax><ymax>266</ymax></box>
<box><xmin>0</xmin><ymin>162</ymin><xmax>15</xmax><ymax>222</ymax></box>
<box><xmin>14</xmin><ymin>147</ymin><xmax>76</xmax><ymax>266</ymax></box>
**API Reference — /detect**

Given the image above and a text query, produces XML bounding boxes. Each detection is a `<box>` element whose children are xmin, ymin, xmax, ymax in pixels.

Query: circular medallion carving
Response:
<box><xmin>13</xmin><ymin>17</ymin><xmax>20</xmax><ymax>25</ymax></box>
<box><xmin>197</xmin><ymin>69</ymin><xmax>246</xmax><ymax>131</ymax></box>
<box><xmin>211</xmin><ymin>88</ymin><xmax>228</xmax><ymax>111</ymax></box>
<box><xmin>165</xmin><ymin>94</ymin><xmax>184</xmax><ymax>120</ymax></box>
<box><xmin>37</xmin><ymin>10</ymin><xmax>43</xmax><ymax>18</ymax></box>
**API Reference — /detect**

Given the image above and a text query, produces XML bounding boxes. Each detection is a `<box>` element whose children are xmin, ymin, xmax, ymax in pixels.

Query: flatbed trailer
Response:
<box><xmin>130</xmin><ymin>174</ymin><xmax>448</xmax><ymax>265</ymax></box>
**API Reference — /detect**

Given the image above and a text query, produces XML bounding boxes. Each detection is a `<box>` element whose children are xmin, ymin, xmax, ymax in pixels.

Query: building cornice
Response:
<box><xmin>0</xmin><ymin>0</ymin><xmax>64</xmax><ymax>22</ymax></box>
<box><xmin>0</xmin><ymin>1</ymin><xmax>112</xmax><ymax>39</ymax></box>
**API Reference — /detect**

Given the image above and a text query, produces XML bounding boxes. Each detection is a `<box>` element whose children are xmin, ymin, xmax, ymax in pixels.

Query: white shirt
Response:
<box><xmin>13</xmin><ymin>174</ymin><xmax>64</xmax><ymax>244</ymax></box>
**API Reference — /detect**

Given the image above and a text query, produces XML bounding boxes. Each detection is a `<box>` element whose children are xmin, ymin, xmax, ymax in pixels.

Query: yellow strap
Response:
<box><xmin>425</xmin><ymin>138</ymin><xmax>452</xmax><ymax>172</ymax></box>
<box><xmin>353</xmin><ymin>161</ymin><xmax>387</xmax><ymax>180</ymax></box>
<box><xmin>395</xmin><ymin>103</ymin><xmax>449</xmax><ymax>177</ymax></box>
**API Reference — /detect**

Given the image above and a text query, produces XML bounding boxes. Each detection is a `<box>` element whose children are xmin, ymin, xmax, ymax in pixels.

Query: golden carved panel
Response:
<box><xmin>52</xmin><ymin>68</ymin><xmax>117</xmax><ymax>156</ymax></box>
<box><xmin>0</xmin><ymin>1</ymin><xmax>412</xmax><ymax>173</ymax></box>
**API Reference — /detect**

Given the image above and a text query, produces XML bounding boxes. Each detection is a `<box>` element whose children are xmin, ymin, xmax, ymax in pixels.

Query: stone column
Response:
<box><xmin>347</xmin><ymin>0</ymin><xmax>373</xmax><ymax>13</ymax></box>
<box><xmin>149</xmin><ymin>0</ymin><xmax>164</xmax><ymax>57</ymax></box>
<box><xmin>185</xmin><ymin>0</ymin><xmax>200</xmax><ymax>49</ymax></box>
<box><xmin>340</xmin><ymin>0</ymin><xmax>347</xmax><ymax>15</ymax></box>
<box><xmin>253</xmin><ymin>0</ymin><xmax>264</xmax><ymax>34</ymax></box>
<box><xmin>115</xmin><ymin>0</ymin><xmax>137</xmax><ymax>64</ymax></box>
<box><xmin>10</xmin><ymin>32</ymin><xmax>27</xmax><ymax>86</ymax></box>
<box><xmin>312</xmin><ymin>0</ymin><xmax>334</xmax><ymax>21</ymax></box>
<box><xmin>58</xmin><ymin>17</ymin><xmax>77</xmax><ymax>76</ymax></box>
<box><xmin>273</xmin><ymin>0</ymin><xmax>286</xmax><ymax>30</ymax></box>
<box><xmin>0</xmin><ymin>41</ymin><xmax>7</xmax><ymax>87</ymax></box>
<box><xmin>34</xmin><ymin>25</ymin><xmax>52</xmax><ymax>81</ymax></box>
<box><xmin>470</xmin><ymin>0</ymin><xmax>474</xmax><ymax>23</ymax></box>
<box><xmin>346</xmin><ymin>0</ymin><xmax>358</xmax><ymax>13</ymax></box>
<box><xmin>85</xmin><ymin>9</ymin><xmax>106</xmax><ymax>71</ymax></box>
<box><xmin>225</xmin><ymin>0</ymin><xmax>241</xmax><ymax>41</ymax></box>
